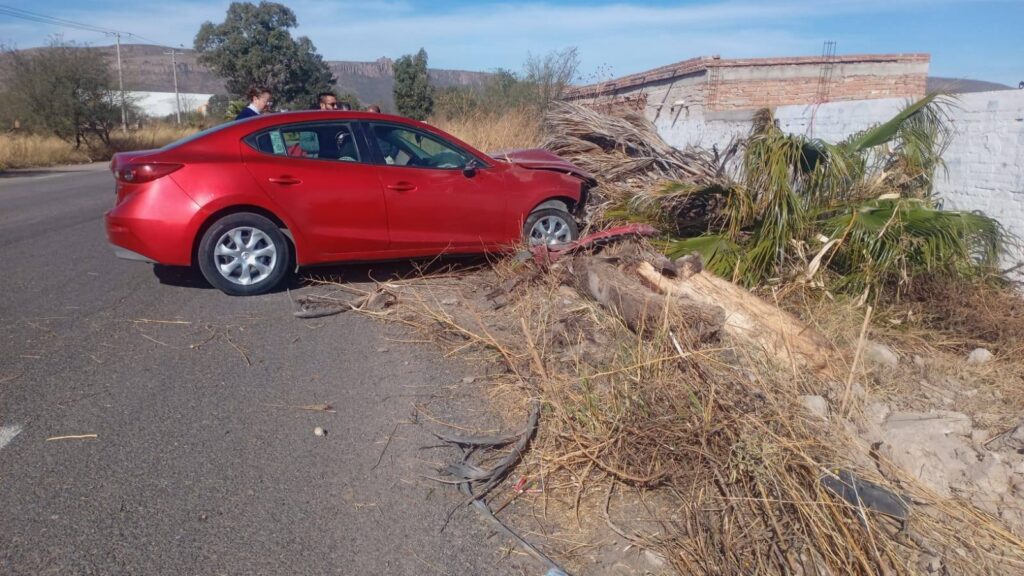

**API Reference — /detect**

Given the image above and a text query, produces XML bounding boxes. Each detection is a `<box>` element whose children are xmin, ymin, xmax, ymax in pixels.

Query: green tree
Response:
<box><xmin>193</xmin><ymin>2</ymin><xmax>335</xmax><ymax>108</ymax></box>
<box><xmin>1</xmin><ymin>39</ymin><xmax>122</xmax><ymax>147</ymax></box>
<box><xmin>393</xmin><ymin>48</ymin><xmax>433</xmax><ymax>120</ymax></box>
<box><xmin>206</xmin><ymin>94</ymin><xmax>231</xmax><ymax>120</ymax></box>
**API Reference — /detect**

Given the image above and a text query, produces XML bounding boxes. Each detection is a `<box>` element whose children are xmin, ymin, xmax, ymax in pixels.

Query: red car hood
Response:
<box><xmin>490</xmin><ymin>148</ymin><xmax>595</xmax><ymax>184</ymax></box>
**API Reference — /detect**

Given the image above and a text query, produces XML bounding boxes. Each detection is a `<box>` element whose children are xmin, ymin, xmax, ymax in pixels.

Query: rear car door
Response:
<box><xmin>242</xmin><ymin>121</ymin><xmax>389</xmax><ymax>260</ymax></box>
<box><xmin>364</xmin><ymin>122</ymin><xmax>509</xmax><ymax>252</ymax></box>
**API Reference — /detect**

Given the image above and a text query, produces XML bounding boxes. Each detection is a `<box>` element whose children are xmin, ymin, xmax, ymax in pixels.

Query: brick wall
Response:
<box><xmin>566</xmin><ymin>53</ymin><xmax>930</xmax><ymax>116</ymax></box>
<box><xmin>714</xmin><ymin>73</ymin><xmax>927</xmax><ymax>110</ymax></box>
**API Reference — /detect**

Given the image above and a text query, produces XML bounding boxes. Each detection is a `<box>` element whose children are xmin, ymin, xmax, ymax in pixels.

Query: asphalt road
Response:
<box><xmin>0</xmin><ymin>164</ymin><xmax>520</xmax><ymax>575</ymax></box>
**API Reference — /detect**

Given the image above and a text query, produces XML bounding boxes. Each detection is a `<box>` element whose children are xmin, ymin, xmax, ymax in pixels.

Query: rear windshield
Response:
<box><xmin>161</xmin><ymin>121</ymin><xmax>238</xmax><ymax>150</ymax></box>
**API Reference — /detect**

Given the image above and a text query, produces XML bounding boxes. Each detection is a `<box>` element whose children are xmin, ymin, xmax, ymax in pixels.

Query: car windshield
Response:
<box><xmin>160</xmin><ymin>121</ymin><xmax>238</xmax><ymax>150</ymax></box>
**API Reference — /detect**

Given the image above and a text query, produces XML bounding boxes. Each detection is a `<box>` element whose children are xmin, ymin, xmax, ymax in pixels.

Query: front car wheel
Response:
<box><xmin>523</xmin><ymin>207</ymin><xmax>579</xmax><ymax>247</ymax></box>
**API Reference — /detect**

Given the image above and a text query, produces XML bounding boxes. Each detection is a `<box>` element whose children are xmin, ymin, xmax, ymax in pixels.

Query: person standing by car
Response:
<box><xmin>317</xmin><ymin>92</ymin><xmax>339</xmax><ymax>110</ymax></box>
<box><xmin>235</xmin><ymin>87</ymin><xmax>272</xmax><ymax>120</ymax></box>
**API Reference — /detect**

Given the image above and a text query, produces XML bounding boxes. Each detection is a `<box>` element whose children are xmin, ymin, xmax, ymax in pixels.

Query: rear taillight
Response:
<box><xmin>115</xmin><ymin>163</ymin><xmax>183</xmax><ymax>184</ymax></box>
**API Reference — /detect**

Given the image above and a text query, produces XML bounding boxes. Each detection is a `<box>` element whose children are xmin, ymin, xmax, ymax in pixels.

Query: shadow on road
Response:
<box><xmin>151</xmin><ymin>256</ymin><xmax>492</xmax><ymax>293</ymax></box>
<box><xmin>152</xmin><ymin>265</ymin><xmax>214</xmax><ymax>289</ymax></box>
<box><xmin>299</xmin><ymin>255</ymin><xmax>491</xmax><ymax>286</ymax></box>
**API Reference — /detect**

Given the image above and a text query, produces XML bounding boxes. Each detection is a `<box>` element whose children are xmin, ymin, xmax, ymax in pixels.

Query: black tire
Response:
<box><xmin>197</xmin><ymin>212</ymin><xmax>291</xmax><ymax>296</ymax></box>
<box><xmin>523</xmin><ymin>207</ymin><xmax>579</xmax><ymax>247</ymax></box>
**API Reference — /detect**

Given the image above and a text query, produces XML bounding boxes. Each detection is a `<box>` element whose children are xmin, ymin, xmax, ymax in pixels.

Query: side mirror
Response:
<box><xmin>463</xmin><ymin>159</ymin><xmax>478</xmax><ymax>178</ymax></box>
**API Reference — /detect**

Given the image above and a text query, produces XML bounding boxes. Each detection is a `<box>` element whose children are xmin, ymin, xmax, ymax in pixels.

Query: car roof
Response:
<box><xmin>222</xmin><ymin>111</ymin><xmax>489</xmax><ymax>160</ymax></box>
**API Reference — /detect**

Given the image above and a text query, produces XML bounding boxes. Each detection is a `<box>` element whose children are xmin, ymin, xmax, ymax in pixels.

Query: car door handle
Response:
<box><xmin>268</xmin><ymin>176</ymin><xmax>302</xmax><ymax>185</ymax></box>
<box><xmin>386</xmin><ymin>182</ymin><xmax>417</xmax><ymax>192</ymax></box>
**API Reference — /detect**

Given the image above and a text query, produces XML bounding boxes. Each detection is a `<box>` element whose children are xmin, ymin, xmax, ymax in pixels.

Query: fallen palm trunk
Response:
<box><xmin>636</xmin><ymin>261</ymin><xmax>835</xmax><ymax>372</ymax></box>
<box><xmin>569</xmin><ymin>256</ymin><xmax>725</xmax><ymax>342</ymax></box>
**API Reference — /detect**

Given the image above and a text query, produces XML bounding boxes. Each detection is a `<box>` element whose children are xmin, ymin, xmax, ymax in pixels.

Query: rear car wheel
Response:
<box><xmin>197</xmin><ymin>212</ymin><xmax>291</xmax><ymax>296</ymax></box>
<box><xmin>523</xmin><ymin>207</ymin><xmax>579</xmax><ymax>247</ymax></box>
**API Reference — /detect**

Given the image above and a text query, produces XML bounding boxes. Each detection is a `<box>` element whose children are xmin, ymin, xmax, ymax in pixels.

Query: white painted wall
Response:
<box><xmin>655</xmin><ymin>90</ymin><xmax>1024</xmax><ymax>272</ymax></box>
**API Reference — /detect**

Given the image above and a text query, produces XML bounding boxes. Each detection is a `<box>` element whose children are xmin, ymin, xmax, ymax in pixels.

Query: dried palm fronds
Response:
<box><xmin>542</xmin><ymin>101</ymin><xmax>726</xmax><ymax>193</ymax></box>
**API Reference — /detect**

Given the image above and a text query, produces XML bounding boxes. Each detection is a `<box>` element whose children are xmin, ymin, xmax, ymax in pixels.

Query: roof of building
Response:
<box><xmin>565</xmin><ymin>53</ymin><xmax>931</xmax><ymax>99</ymax></box>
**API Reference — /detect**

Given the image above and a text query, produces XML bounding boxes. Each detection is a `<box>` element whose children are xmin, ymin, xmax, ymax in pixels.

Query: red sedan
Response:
<box><xmin>106</xmin><ymin>111</ymin><xmax>593</xmax><ymax>295</ymax></box>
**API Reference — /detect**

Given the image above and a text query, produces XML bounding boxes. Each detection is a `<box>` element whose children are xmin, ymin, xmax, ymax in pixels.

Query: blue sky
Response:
<box><xmin>2</xmin><ymin>0</ymin><xmax>1022</xmax><ymax>85</ymax></box>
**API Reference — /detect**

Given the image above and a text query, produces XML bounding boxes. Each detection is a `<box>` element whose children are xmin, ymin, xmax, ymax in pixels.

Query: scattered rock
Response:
<box><xmin>440</xmin><ymin>297</ymin><xmax>459</xmax><ymax>306</ymax></box>
<box><xmin>879</xmin><ymin>411</ymin><xmax>974</xmax><ymax>496</ymax></box>
<box><xmin>1009</xmin><ymin>423</ymin><xmax>1024</xmax><ymax>448</ymax></box>
<box><xmin>879</xmin><ymin>410</ymin><xmax>1019</xmax><ymax>506</ymax></box>
<box><xmin>376</xmin><ymin>347</ymin><xmax>389</xmax><ymax>353</ymax></box>
<box><xmin>462</xmin><ymin>376</ymin><xmax>476</xmax><ymax>384</ymax></box>
<box><xmin>798</xmin><ymin>395</ymin><xmax>829</xmax><ymax>422</ymax></box>
<box><xmin>314</xmin><ymin>427</ymin><xmax>326</xmax><ymax>437</ymax></box>
<box><xmin>862</xmin><ymin>402</ymin><xmax>891</xmax><ymax>425</ymax></box>
<box><xmin>864</xmin><ymin>341</ymin><xmax>898</xmax><ymax>367</ymax></box>
<box><xmin>966</xmin><ymin>347</ymin><xmax>994</xmax><ymax>365</ymax></box>
<box><xmin>967</xmin><ymin>452</ymin><xmax>1011</xmax><ymax>495</ymax></box>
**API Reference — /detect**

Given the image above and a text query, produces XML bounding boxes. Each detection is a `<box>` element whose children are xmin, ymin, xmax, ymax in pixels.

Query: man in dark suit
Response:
<box><xmin>235</xmin><ymin>87</ymin><xmax>272</xmax><ymax>120</ymax></box>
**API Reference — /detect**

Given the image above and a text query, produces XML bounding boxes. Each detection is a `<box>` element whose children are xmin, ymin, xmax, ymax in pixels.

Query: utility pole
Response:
<box><xmin>165</xmin><ymin>48</ymin><xmax>181</xmax><ymax>124</ymax></box>
<box><xmin>114</xmin><ymin>32</ymin><xmax>127</xmax><ymax>133</ymax></box>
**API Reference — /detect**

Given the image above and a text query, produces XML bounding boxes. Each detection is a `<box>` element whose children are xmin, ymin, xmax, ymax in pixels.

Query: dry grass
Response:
<box><xmin>0</xmin><ymin>124</ymin><xmax>197</xmax><ymax>171</ymax></box>
<box><xmin>429</xmin><ymin>108</ymin><xmax>542</xmax><ymax>153</ymax></box>
<box><xmin>0</xmin><ymin>134</ymin><xmax>92</xmax><ymax>170</ymax></box>
<box><xmin>897</xmin><ymin>276</ymin><xmax>1024</xmax><ymax>354</ymax></box>
<box><xmin>346</xmin><ymin>253</ymin><xmax>1024</xmax><ymax>576</ymax></box>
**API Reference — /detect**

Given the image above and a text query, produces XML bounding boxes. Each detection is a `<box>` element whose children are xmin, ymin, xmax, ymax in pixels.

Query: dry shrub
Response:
<box><xmin>429</xmin><ymin>108</ymin><xmax>542</xmax><ymax>153</ymax></box>
<box><xmin>900</xmin><ymin>276</ymin><xmax>1024</xmax><ymax>354</ymax></box>
<box><xmin>0</xmin><ymin>133</ymin><xmax>92</xmax><ymax>170</ymax></box>
<box><xmin>109</xmin><ymin>124</ymin><xmax>197</xmax><ymax>153</ymax></box>
<box><xmin>0</xmin><ymin>124</ymin><xmax>197</xmax><ymax>170</ymax></box>
<box><xmin>364</xmin><ymin>257</ymin><xmax>1024</xmax><ymax>576</ymax></box>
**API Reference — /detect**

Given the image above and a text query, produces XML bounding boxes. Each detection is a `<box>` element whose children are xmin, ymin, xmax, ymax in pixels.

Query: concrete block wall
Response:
<box><xmin>654</xmin><ymin>90</ymin><xmax>1024</xmax><ymax>272</ymax></box>
<box><xmin>935</xmin><ymin>90</ymin><xmax>1024</xmax><ymax>272</ymax></box>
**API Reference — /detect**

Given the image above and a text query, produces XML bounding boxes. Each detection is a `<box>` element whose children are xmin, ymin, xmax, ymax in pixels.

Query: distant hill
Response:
<box><xmin>927</xmin><ymin>76</ymin><xmax>1013</xmax><ymax>94</ymax></box>
<box><xmin>0</xmin><ymin>44</ymin><xmax>489</xmax><ymax>111</ymax></box>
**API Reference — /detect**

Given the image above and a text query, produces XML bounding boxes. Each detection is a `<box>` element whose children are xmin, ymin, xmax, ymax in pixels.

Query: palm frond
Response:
<box><xmin>821</xmin><ymin>198</ymin><xmax>1005</xmax><ymax>295</ymax></box>
<box><xmin>842</xmin><ymin>92</ymin><xmax>944</xmax><ymax>152</ymax></box>
<box><xmin>664</xmin><ymin>234</ymin><xmax>743</xmax><ymax>278</ymax></box>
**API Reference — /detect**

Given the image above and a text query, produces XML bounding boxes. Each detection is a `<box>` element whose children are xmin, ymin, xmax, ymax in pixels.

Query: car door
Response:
<box><xmin>242</xmin><ymin>121</ymin><xmax>389</xmax><ymax>260</ymax></box>
<box><xmin>364</xmin><ymin>122</ymin><xmax>509</xmax><ymax>252</ymax></box>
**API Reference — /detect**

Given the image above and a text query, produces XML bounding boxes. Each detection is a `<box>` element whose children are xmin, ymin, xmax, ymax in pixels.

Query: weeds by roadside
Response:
<box><xmin>0</xmin><ymin>124</ymin><xmax>197</xmax><ymax>171</ymax></box>
<box><xmin>429</xmin><ymin>108</ymin><xmax>542</xmax><ymax>153</ymax></box>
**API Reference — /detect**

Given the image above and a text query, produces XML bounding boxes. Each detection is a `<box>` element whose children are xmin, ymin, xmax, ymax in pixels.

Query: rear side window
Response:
<box><xmin>247</xmin><ymin>123</ymin><xmax>362</xmax><ymax>163</ymax></box>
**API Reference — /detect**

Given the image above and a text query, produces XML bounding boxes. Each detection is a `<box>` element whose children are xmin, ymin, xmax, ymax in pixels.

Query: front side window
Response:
<box><xmin>370</xmin><ymin>124</ymin><xmax>471</xmax><ymax>169</ymax></box>
<box><xmin>249</xmin><ymin>123</ymin><xmax>361</xmax><ymax>163</ymax></box>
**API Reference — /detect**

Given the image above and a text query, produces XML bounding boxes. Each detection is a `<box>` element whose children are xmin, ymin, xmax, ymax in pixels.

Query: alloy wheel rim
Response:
<box><xmin>213</xmin><ymin>227</ymin><xmax>277</xmax><ymax>286</ymax></box>
<box><xmin>529</xmin><ymin>215</ymin><xmax>572</xmax><ymax>246</ymax></box>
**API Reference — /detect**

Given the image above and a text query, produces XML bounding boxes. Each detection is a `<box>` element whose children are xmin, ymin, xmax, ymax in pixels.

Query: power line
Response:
<box><xmin>0</xmin><ymin>4</ymin><xmax>189</xmax><ymax>130</ymax></box>
<box><xmin>0</xmin><ymin>4</ymin><xmax>173</xmax><ymax>47</ymax></box>
<box><xmin>0</xmin><ymin>5</ymin><xmax>119</xmax><ymax>35</ymax></box>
